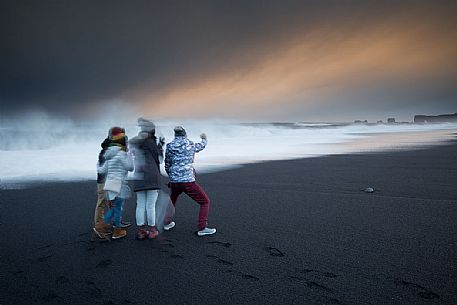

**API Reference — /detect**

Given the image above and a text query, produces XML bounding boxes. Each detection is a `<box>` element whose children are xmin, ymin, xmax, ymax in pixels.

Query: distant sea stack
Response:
<box><xmin>414</xmin><ymin>113</ymin><xmax>457</xmax><ymax>123</ymax></box>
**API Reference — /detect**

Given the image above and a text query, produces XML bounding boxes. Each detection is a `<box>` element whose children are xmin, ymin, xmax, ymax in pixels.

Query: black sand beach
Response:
<box><xmin>1</xmin><ymin>141</ymin><xmax>457</xmax><ymax>305</ymax></box>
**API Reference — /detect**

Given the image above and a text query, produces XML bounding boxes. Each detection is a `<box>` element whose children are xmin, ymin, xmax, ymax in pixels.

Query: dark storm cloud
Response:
<box><xmin>0</xmin><ymin>0</ymin><xmax>456</xmax><ymax>118</ymax></box>
<box><xmin>0</xmin><ymin>0</ymin><xmax>316</xmax><ymax>113</ymax></box>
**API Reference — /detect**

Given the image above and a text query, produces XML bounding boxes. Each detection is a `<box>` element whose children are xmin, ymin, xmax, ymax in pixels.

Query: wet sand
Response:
<box><xmin>1</xmin><ymin>140</ymin><xmax>457</xmax><ymax>305</ymax></box>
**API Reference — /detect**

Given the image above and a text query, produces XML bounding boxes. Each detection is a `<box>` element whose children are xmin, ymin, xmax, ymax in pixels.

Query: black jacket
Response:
<box><xmin>96</xmin><ymin>138</ymin><xmax>111</xmax><ymax>183</ymax></box>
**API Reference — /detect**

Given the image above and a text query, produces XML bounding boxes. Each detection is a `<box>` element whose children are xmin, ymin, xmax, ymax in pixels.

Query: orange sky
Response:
<box><xmin>132</xmin><ymin>10</ymin><xmax>457</xmax><ymax>121</ymax></box>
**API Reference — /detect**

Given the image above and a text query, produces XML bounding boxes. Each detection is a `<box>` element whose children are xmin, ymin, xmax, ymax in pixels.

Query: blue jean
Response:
<box><xmin>104</xmin><ymin>197</ymin><xmax>124</xmax><ymax>227</ymax></box>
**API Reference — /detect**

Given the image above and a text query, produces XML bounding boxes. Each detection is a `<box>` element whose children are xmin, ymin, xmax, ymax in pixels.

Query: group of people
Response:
<box><xmin>92</xmin><ymin>118</ymin><xmax>216</xmax><ymax>240</ymax></box>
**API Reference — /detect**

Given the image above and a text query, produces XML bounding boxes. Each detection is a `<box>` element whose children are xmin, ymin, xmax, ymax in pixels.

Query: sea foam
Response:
<box><xmin>1</xmin><ymin>113</ymin><xmax>456</xmax><ymax>186</ymax></box>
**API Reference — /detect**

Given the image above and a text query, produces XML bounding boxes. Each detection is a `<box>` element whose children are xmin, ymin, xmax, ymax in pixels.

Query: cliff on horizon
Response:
<box><xmin>414</xmin><ymin>113</ymin><xmax>457</xmax><ymax>123</ymax></box>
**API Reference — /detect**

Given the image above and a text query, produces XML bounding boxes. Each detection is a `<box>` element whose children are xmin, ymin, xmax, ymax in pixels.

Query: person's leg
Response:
<box><xmin>146</xmin><ymin>190</ymin><xmax>159</xmax><ymax>226</ymax></box>
<box><xmin>146</xmin><ymin>190</ymin><xmax>160</xmax><ymax>238</ymax></box>
<box><xmin>119</xmin><ymin>193</ymin><xmax>131</xmax><ymax>227</ymax></box>
<box><xmin>170</xmin><ymin>183</ymin><xmax>182</xmax><ymax>206</ymax></box>
<box><xmin>112</xmin><ymin>197</ymin><xmax>127</xmax><ymax>239</ymax></box>
<box><xmin>183</xmin><ymin>182</ymin><xmax>210</xmax><ymax>230</ymax></box>
<box><xmin>113</xmin><ymin>197</ymin><xmax>124</xmax><ymax>228</ymax></box>
<box><xmin>94</xmin><ymin>183</ymin><xmax>106</xmax><ymax>225</ymax></box>
<box><xmin>135</xmin><ymin>191</ymin><xmax>148</xmax><ymax>240</ymax></box>
<box><xmin>111</xmin><ymin>197</ymin><xmax>127</xmax><ymax>239</ymax></box>
<box><xmin>103</xmin><ymin>197</ymin><xmax>114</xmax><ymax>225</ymax></box>
<box><xmin>136</xmin><ymin>191</ymin><xmax>146</xmax><ymax>226</ymax></box>
<box><xmin>165</xmin><ymin>183</ymin><xmax>182</xmax><ymax>225</ymax></box>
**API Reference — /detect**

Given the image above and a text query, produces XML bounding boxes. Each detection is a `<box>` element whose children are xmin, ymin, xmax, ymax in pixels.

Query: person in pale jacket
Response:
<box><xmin>97</xmin><ymin>127</ymin><xmax>134</xmax><ymax>240</ymax></box>
<box><xmin>129</xmin><ymin>118</ymin><xmax>165</xmax><ymax>240</ymax></box>
<box><xmin>164</xmin><ymin>126</ymin><xmax>216</xmax><ymax>236</ymax></box>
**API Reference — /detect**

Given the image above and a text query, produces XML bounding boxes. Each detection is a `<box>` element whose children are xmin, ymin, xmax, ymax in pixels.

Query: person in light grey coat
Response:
<box><xmin>129</xmin><ymin>118</ymin><xmax>165</xmax><ymax>240</ymax></box>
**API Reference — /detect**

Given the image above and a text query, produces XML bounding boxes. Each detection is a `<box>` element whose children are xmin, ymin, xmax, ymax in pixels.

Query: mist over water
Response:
<box><xmin>1</xmin><ymin>112</ymin><xmax>456</xmax><ymax>187</ymax></box>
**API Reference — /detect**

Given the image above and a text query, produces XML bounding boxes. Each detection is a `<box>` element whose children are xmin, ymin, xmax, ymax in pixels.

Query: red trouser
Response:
<box><xmin>169</xmin><ymin>182</ymin><xmax>210</xmax><ymax>230</ymax></box>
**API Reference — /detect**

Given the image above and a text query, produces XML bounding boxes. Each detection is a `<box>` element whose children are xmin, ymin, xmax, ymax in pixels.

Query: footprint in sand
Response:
<box><xmin>96</xmin><ymin>259</ymin><xmax>112</xmax><ymax>269</ymax></box>
<box><xmin>398</xmin><ymin>280</ymin><xmax>440</xmax><ymax>299</ymax></box>
<box><xmin>86</xmin><ymin>281</ymin><xmax>102</xmax><ymax>298</ymax></box>
<box><xmin>170</xmin><ymin>254</ymin><xmax>184</xmax><ymax>259</ymax></box>
<box><xmin>223</xmin><ymin>269</ymin><xmax>259</xmax><ymax>281</ymax></box>
<box><xmin>266</xmin><ymin>247</ymin><xmax>285</xmax><ymax>257</ymax></box>
<box><xmin>207</xmin><ymin>255</ymin><xmax>258</xmax><ymax>281</ymax></box>
<box><xmin>207</xmin><ymin>241</ymin><xmax>232</xmax><ymax>248</ymax></box>
<box><xmin>37</xmin><ymin>255</ymin><xmax>52</xmax><ymax>262</ymax></box>
<box><xmin>322</xmin><ymin>296</ymin><xmax>345</xmax><ymax>305</ymax></box>
<box><xmin>37</xmin><ymin>243</ymin><xmax>54</xmax><ymax>251</ymax></box>
<box><xmin>41</xmin><ymin>291</ymin><xmax>63</xmax><ymax>302</ymax></box>
<box><xmin>290</xmin><ymin>276</ymin><xmax>333</xmax><ymax>292</ymax></box>
<box><xmin>206</xmin><ymin>254</ymin><xmax>233</xmax><ymax>266</ymax></box>
<box><xmin>300</xmin><ymin>268</ymin><xmax>338</xmax><ymax>278</ymax></box>
<box><xmin>55</xmin><ymin>275</ymin><xmax>70</xmax><ymax>284</ymax></box>
<box><xmin>217</xmin><ymin>259</ymin><xmax>233</xmax><ymax>266</ymax></box>
<box><xmin>158</xmin><ymin>238</ymin><xmax>175</xmax><ymax>248</ymax></box>
<box><xmin>241</xmin><ymin>274</ymin><xmax>259</xmax><ymax>280</ymax></box>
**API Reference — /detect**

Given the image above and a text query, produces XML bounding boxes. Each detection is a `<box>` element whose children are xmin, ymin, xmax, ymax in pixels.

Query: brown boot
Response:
<box><xmin>93</xmin><ymin>222</ymin><xmax>111</xmax><ymax>238</ymax></box>
<box><xmin>112</xmin><ymin>228</ymin><xmax>127</xmax><ymax>239</ymax></box>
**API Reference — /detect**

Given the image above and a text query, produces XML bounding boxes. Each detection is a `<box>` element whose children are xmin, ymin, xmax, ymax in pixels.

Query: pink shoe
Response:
<box><xmin>147</xmin><ymin>226</ymin><xmax>159</xmax><ymax>239</ymax></box>
<box><xmin>136</xmin><ymin>226</ymin><xmax>147</xmax><ymax>240</ymax></box>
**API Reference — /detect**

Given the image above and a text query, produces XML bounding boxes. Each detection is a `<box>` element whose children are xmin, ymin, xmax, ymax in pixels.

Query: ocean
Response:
<box><xmin>1</xmin><ymin>113</ymin><xmax>456</xmax><ymax>187</ymax></box>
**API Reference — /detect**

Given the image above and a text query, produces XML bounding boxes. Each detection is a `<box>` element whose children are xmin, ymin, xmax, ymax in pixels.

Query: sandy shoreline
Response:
<box><xmin>1</xmin><ymin>140</ymin><xmax>457</xmax><ymax>305</ymax></box>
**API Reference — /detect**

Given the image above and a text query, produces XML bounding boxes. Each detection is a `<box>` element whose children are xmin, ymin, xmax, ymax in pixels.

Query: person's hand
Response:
<box><xmin>200</xmin><ymin>133</ymin><xmax>207</xmax><ymax>140</ymax></box>
<box><xmin>159</xmin><ymin>136</ymin><xmax>166</xmax><ymax>145</ymax></box>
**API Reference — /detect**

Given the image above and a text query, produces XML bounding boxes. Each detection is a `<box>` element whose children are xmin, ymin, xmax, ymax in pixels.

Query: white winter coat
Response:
<box><xmin>97</xmin><ymin>146</ymin><xmax>134</xmax><ymax>199</ymax></box>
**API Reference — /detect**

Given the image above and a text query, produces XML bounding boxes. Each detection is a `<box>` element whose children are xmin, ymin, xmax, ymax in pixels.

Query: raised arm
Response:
<box><xmin>195</xmin><ymin>133</ymin><xmax>207</xmax><ymax>153</ymax></box>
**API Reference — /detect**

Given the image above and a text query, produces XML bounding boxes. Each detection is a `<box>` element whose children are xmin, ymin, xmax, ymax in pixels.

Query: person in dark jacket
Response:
<box><xmin>129</xmin><ymin>118</ymin><xmax>165</xmax><ymax>240</ymax></box>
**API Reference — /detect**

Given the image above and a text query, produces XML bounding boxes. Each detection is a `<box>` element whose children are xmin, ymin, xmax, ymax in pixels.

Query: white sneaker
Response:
<box><xmin>197</xmin><ymin>227</ymin><xmax>217</xmax><ymax>236</ymax></box>
<box><xmin>163</xmin><ymin>221</ymin><xmax>175</xmax><ymax>231</ymax></box>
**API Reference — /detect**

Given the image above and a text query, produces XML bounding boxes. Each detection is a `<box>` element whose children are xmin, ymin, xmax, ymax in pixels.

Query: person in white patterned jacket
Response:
<box><xmin>164</xmin><ymin>126</ymin><xmax>216</xmax><ymax>236</ymax></box>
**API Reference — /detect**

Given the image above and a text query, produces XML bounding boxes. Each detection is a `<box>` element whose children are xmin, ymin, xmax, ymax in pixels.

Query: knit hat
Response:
<box><xmin>108</xmin><ymin>126</ymin><xmax>127</xmax><ymax>148</ymax></box>
<box><xmin>108</xmin><ymin>127</ymin><xmax>125</xmax><ymax>139</ymax></box>
<box><xmin>138</xmin><ymin>117</ymin><xmax>155</xmax><ymax>133</ymax></box>
<box><xmin>174</xmin><ymin>126</ymin><xmax>186</xmax><ymax>137</ymax></box>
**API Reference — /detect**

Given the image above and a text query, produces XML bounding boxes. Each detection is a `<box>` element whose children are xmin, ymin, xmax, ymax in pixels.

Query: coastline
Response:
<box><xmin>1</xmin><ymin>123</ymin><xmax>457</xmax><ymax>185</ymax></box>
<box><xmin>1</xmin><ymin>140</ymin><xmax>457</xmax><ymax>304</ymax></box>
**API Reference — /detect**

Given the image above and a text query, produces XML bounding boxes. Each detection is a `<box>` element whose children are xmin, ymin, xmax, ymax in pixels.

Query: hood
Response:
<box><xmin>101</xmin><ymin>138</ymin><xmax>110</xmax><ymax>149</ymax></box>
<box><xmin>104</xmin><ymin>146</ymin><xmax>121</xmax><ymax>160</ymax></box>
